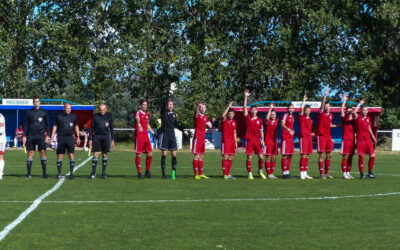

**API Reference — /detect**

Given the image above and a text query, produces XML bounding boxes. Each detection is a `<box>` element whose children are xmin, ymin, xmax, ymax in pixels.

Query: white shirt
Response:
<box><xmin>0</xmin><ymin>114</ymin><xmax>6</xmax><ymax>138</ymax></box>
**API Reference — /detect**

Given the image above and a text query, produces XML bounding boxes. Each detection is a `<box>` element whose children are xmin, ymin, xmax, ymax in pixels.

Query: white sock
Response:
<box><xmin>0</xmin><ymin>160</ymin><xmax>4</xmax><ymax>176</ymax></box>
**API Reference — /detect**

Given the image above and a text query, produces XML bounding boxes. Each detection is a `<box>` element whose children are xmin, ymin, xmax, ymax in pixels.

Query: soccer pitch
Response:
<box><xmin>0</xmin><ymin>150</ymin><xmax>399</xmax><ymax>249</ymax></box>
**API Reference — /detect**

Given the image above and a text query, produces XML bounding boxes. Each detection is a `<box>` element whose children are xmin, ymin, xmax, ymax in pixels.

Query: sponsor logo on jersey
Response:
<box><xmin>38</xmin><ymin>117</ymin><xmax>43</xmax><ymax>122</ymax></box>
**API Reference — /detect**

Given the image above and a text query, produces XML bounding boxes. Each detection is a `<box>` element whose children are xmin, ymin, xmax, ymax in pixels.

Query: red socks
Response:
<box><xmin>300</xmin><ymin>158</ymin><xmax>309</xmax><ymax>172</ymax></box>
<box><xmin>347</xmin><ymin>158</ymin><xmax>352</xmax><ymax>172</ymax></box>
<box><xmin>198</xmin><ymin>161</ymin><xmax>204</xmax><ymax>175</ymax></box>
<box><xmin>318</xmin><ymin>160</ymin><xmax>323</xmax><ymax>175</ymax></box>
<box><xmin>369</xmin><ymin>156</ymin><xmax>375</xmax><ymax>172</ymax></box>
<box><xmin>193</xmin><ymin>159</ymin><xmax>198</xmax><ymax>175</ymax></box>
<box><xmin>222</xmin><ymin>159</ymin><xmax>228</xmax><ymax>175</ymax></box>
<box><xmin>281</xmin><ymin>158</ymin><xmax>287</xmax><ymax>172</ymax></box>
<box><xmin>227</xmin><ymin>160</ymin><xmax>233</xmax><ymax>175</ymax></box>
<box><xmin>358</xmin><ymin>155</ymin><xmax>364</xmax><ymax>173</ymax></box>
<box><xmin>287</xmin><ymin>157</ymin><xmax>292</xmax><ymax>171</ymax></box>
<box><xmin>146</xmin><ymin>157</ymin><xmax>152</xmax><ymax>172</ymax></box>
<box><xmin>265</xmin><ymin>161</ymin><xmax>271</xmax><ymax>175</ymax></box>
<box><xmin>135</xmin><ymin>156</ymin><xmax>141</xmax><ymax>174</ymax></box>
<box><xmin>341</xmin><ymin>158</ymin><xmax>347</xmax><ymax>173</ymax></box>
<box><xmin>271</xmin><ymin>161</ymin><xmax>276</xmax><ymax>174</ymax></box>
<box><xmin>246</xmin><ymin>160</ymin><xmax>252</xmax><ymax>173</ymax></box>
<box><xmin>324</xmin><ymin>159</ymin><xmax>330</xmax><ymax>174</ymax></box>
<box><xmin>258</xmin><ymin>159</ymin><xmax>263</xmax><ymax>171</ymax></box>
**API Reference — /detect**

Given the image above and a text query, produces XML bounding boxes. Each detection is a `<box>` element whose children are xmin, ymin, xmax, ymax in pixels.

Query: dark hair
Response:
<box><xmin>250</xmin><ymin>105</ymin><xmax>258</xmax><ymax>109</ymax></box>
<box><xmin>32</xmin><ymin>96</ymin><xmax>40</xmax><ymax>101</ymax></box>
<box><xmin>270</xmin><ymin>109</ymin><xmax>276</xmax><ymax>113</ymax></box>
<box><xmin>287</xmin><ymin>103</ymin><xmax>294</xmax><ymax>108</ymax></box>
<box><xmin>346</xmin><ymin>106</ymin><xmax>353</xmax><ymax>111</ymax></box>
<box><xmin>304</xmin><ymin>104</ymin><xmax>311</xmax><ymax>109</ymax></box>
<box><xmin>325</xmin><ymin>102</ymin><xmax>330</xmax><ymax>105</ymax></box>
<box><xmin>361</xmin><ymin>105</ymin><xmax>368</xmax><ymax>110</ymax></box>
<box><xmin>140</xmin><ymin>100</ymin><xmax>147</xmax><ymax>105</ymax></box>
<box><xmin>228</xmin><ymin>108</ymin><xmax>235</xmax><ymax>113</ymax></box>
<box><xmin>167</xmin><ymin>99</ymin><xmax>174</xmax><ymax>104</ymax></box>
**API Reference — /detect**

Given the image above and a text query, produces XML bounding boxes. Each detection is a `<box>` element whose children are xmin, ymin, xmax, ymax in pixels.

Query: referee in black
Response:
<box><xmin>88</xmin><ymin>104</ymin><xmax>114</xmax><ymax>179</ymax></box>
<box><xmin>51</xmin><ymin>103</ymin><xmax>80</xmax><ymax>179</ymax></box>
<box><xmin>159</xmin><ymin>93</ymin><xmax>184</xmax><ymax>179</ymax></box>
<box><xmin>22</xmin><ymin>96</ymin><xmax>50</xmax><ymax>178</ymax></box>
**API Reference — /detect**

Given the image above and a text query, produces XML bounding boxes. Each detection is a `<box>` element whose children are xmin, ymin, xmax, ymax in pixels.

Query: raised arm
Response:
<box><xmin>300</xmin><ymin>94</ymin><xmax>307</xmax><ymax>116</ymax></box>
<box><xmin>353</xmin><ymin>99</ymin><xmax>365</xmax><ymax>119</ymax></box>
<box><xmin>319</xmin><ymin>89</ymin><xmax>329</xmax><ymax>113</ymax></box>
<box><xmin>243</xmin><ymin>89</ymin><xmax>250</xmax><ymax>117</ymax></box>
<box><xmin>341</xmin><ymin>94</ymin><xmax>348</xmax><ymax>117</ymax></box>
<box><xmin>265</xmin><ymin>103</ymin><xmax>275</xmax><ymax>122</ymax></box>
<box><xmin>222</xmin><ymin>101</ymin><xmax>234</xmax><ymax>122</ymax></box>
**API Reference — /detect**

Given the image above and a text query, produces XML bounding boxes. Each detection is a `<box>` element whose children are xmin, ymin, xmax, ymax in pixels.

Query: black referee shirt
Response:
<box><xmin>89</xmin><ymin>113</ymin><xmax>114</xmax><ymax>140</ymax></box>
<box><xmin>55</xmin><ymin>113</ymin><xmax>78</xmax><ymax>136</ymax></box>
<box><xmin>23</xmin><ymin>108</ymin><xmax>50</xmax><ymax>136</ymax></box>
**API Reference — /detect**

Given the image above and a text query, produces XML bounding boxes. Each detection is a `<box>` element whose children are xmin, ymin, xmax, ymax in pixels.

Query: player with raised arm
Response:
<box><xmin>23</xmin><ymin>96</ymin><xmax>51</xmax><ymax>178</ymax></box>
<box><xmin>51</xmin><ymin>103</ymin><xmax>81</xmax><ymax>179</ymax></box>
<box><xmin>353</xmin><ymin>99</ymin><xmax>377</xmax><ymax>179</ymax></box>
<box><xmin>243</xmin><ymin>90</ymin><xmax>265</xmax><ymax>180</ymax></box>
<box><xmin>88</xmin><ymin>104</ymin><xmax>115</xmax><ymax>179</ymax></box>
<box><xmin>281</xmin><ymin>103</ymin><xmax>295</xmax><ymax>179</ymax></box>
<box><xmin>316</xmin><ymin>90</ymin><xmax>339</xmax><ymax>179</ymax></box>
<box><xmin>340</xmin><ymin>94</ymin><xmax>356</xmax><ymax>179</ymax></box>
<box><xmin>159</xmin><ymin>88</ymin><xmax>184</xmax><ymax>179</ymax></box>
<box><xmin>263</xmin><ymin>103</ymin><xmax>278</xmax><ymax>179</ymax></box>
<box><xmin>298</xmin><ymin>95</ymin><xmax>314</xmax><ymax>179</ymax></box>
<box><xmin>192</xmin><ymin>102</ymin><xmax>213</xmax><ymax>179</ymax></box>
<box><xmin>221</xmin><ymin>101</ymin><xmax>237</xmax><ymax>180</ymax></box>
<box><xmin>135</xmin><ymin>100</ymin><xmax>157</xmax><ymax>179</ymax></box>
<box><xmin>0</xmin><ymin>113</ymin><xmax>6</xmax><ymax>179</ymax></box>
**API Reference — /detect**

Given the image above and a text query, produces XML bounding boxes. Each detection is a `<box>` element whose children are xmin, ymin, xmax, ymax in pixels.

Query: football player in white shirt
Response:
<box><xmin>0</xmin><ymin>113</ymin><xmax>6</xmax><ymax>179</ymax></box>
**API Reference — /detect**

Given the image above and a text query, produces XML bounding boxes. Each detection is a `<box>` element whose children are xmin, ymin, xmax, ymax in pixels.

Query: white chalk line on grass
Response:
<box><xmin>0</xmin><ymin>191</ymin><xmax>399</xmax><ymax>204</ymax></box>
<box><xmin>0</xmin><ymin>156</ymin><xmax>93</xmax><ymax>242</ymax></box>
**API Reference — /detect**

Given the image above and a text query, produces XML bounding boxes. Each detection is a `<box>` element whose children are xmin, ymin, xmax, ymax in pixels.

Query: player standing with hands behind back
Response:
<box><xmin>88</xmin><ymin>104</ymin><xmax>114</xmax><ymax>179</ymax></box>
<box><xmin>23</xmin><ymin>96</ymin><xmax>50</xmax><ymax>179</ymax></box>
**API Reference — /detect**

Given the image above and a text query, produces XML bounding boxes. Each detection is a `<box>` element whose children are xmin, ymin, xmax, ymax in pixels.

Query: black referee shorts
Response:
<box><xmin>57</xmin><ymin>136</ymin><xmax>75</xmax><ymax>154</ymax></box>
<box><xmin>26</xmin><ymin>134</ymin><xmax>47</xmax><ymax>151</ymax></box>
<box><xmin>92</xmin><ymin>134</ymin><xmax>111</xmax><ymax>153</ymax></box>
<box><xmin>159</xmin><ymin>133</ymin><xmax>177</xmax><ymax>151</ymax></box>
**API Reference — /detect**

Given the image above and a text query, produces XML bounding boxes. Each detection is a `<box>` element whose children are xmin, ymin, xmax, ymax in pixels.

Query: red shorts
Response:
<box><xmin>192</xmin><ymin>137</ymin><xmax>205</xmax><ymax>155</ymax></box>
<box><xmin>135</xmin><ymin>137</ymin><xmax>152</xmax><ymax>153</ymax></box>
<box><xmin>246</xmin><ymin>140</ymin><xmax>263</xmax><ymax>155</ymax></box>
<box><xmin>341</xmin><ymin>139</ymin><xmax>355</xmax><ymax>155</ymax></box>
<box><xmin>357</xmin><ymin>140</ymin><xmax>375</xmax><ymax>155</ymax></box>
<box><xmin>299</xmin><ymin>137</ymin><xmax>313</xmax><ymax>155</ymax></box>
<box><xmin>263</xmin><ymin>142</ymin><xmax>278</xmax><ymax>156</ymax></box>
<box><xmin>221</xmin><ymin>141</ymin><xmax>236</xmax><ymax>155</ymax></box>
<box><xmin>281</xmin><ymin>139</ymin><xmax>294</xmax><ymax>155</ymax></box>
<box><xmin>317</xmin><ymin>136</ymin><xmax>334</xmax><ymax>153</ymax></box>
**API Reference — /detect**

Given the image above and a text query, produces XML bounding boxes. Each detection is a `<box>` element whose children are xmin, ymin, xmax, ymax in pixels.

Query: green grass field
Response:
<box><xmin>0</xmin><ymin>149</ymin><xmax>399</xmax><ymax>249</ymax></box>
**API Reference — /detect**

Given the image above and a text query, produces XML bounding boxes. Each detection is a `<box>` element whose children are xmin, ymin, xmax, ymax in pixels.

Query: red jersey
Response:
<box><xmin>317</xmin><ymin>111</ymin><xmax>333</xmax><ymax>137</ymax></box>
<box><xmin>245</xmin><ymin>114</ymin><xmax>263</xmax><ymax>141</ymax></box>
<box><xmin>356</xmin><ymin>115</ymin><xmax>372</xmax><ymax>142</ymax></box>
<box><xmin>299</xmin><ymin>114</ymin><xmax>313</xmax><ymax>138</ymax></box>
<box><xmin>16</xmin><ymin>128</ymin><xmax>23</xmax><ymax>137</ymax></box>
<box><xmin>194</xmin><ymin>113</ymin><xmax>209</xmax><ymax>139</ymax></box>
<box><xmin>135</xmin><ymin>110</ymin><xmax>149</xmax><ymax>138</ymax></box>
<box><xmin>221</xmin><ymin>118</ymin><xmax>236</xmax><ymax>143</ymax></box>
<box><xmin>281</xmin><ymin>113</ymin><xmax>294</xmax><ymax>140</ymax></box>
<box><xmin>342</xmin><ymin>115</ymin><xmax>355</xmax><ymax>141</ymax></box>
<box><xmin>264</xmin><ymin>118</ymin><xmax>278</xmax><ymax>144</ymax></box>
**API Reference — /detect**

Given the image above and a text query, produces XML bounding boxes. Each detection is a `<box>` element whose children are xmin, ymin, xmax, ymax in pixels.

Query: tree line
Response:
<box><xmin>1</xmin><ymin>0</ymin><xmax>399</xmax><ymax>128</ymax></box>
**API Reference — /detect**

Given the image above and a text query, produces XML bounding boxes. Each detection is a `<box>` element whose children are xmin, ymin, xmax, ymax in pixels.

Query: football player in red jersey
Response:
<box><xmin>298</xmin><ymin>95</ymin><xmax>314</xmax><ymax>179</ymax></box>
<box><xmin>340</xmin><ymin>94</ymin><xmax>356</xmax><ymax>179</ymax></box>
<box><xmin>263</xmin><ymin>103</ymin><xmax>279</xmax><ymax>179</ymax></box>
<box><xmin>316</xmin><ymin>89</ymin><xmax>339</xmax><ymax>179</ymax></box>
<box><xmin>192</xmin><ymin>102</ymin><xmax>213</xmax><ymax>179</ymax></box>
<box><xmin>135</xmin><ymin>100</ymin><xmax>157</xmax><ymax>179</ymax></box>
<box><xmin>243</xmin><ymin>90</ymin><xmax>265</xmax><ymax>180</ymax></box>
<box><xmin>221</xmin><ymin>101</ymin><xmax>237</xmax><ymax>180</ymax></box>
<box><xmin>353</xmin><ymin>100</ymin><xmax>377</xmax><ymax>179</ymax></box>
<box><xmin>281</xmin><ymin>103</ymin><xmax>295</xmax><ymax>179</ymax></box>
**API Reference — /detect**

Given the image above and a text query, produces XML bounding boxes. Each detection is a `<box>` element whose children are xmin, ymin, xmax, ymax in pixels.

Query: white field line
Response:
<box><xmin>0</xmin><ymin>191</ymin><xmax>399</xmax><ymax>204</ymax></box>
<box><xmin>0</xmin><ymin>156</ymin><xmax>93</xmax><ymax>242</ymax></box>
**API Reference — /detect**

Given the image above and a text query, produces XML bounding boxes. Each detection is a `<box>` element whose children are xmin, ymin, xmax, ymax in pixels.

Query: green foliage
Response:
<box><xmin>0</xmin><ymin>1</ymin><xmax>398</xmax><ymax>128</ymax></box>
